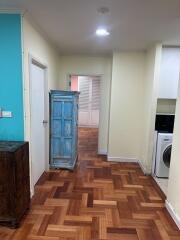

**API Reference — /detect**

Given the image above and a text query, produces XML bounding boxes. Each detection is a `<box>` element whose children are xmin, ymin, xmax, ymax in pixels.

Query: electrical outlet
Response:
<box><xmin>2</xmin><ymin>111</ymin><xmax>12</xmax><ymax>118</ymax></box>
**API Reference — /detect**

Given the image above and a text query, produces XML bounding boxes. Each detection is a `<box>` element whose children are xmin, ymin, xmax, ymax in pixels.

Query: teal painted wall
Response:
<box><xmin>0</xmin><ymin>14</ymin><xmax>24</xmax><ymax>140</ymax></box>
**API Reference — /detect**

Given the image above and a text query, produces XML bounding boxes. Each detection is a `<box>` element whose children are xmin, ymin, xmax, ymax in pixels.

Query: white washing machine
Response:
<box><xmin>155</xmin><ymin>133</ymin><xmax>173</xmax><ymax>178</ymax></box>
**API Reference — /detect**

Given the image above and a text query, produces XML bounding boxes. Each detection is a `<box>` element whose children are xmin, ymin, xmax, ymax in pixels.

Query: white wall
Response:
<box><xmin>22</xmin><ymin>15</ymin><xmax>60</xmax><ymax>194</ymax></box>
<box><xmin>158</xmin><ymin>47</ymin><xmax>180</xmax><ymax>99</ymax></box>
<box><xmin>58</xmin><ymin>55</ymin><xmax>112</xmax><ymax>154</ymax></box>
<box><xmin>140</xmin><ymin>44</ymin><xmax>162</xmax><ymax>173</ymax></box>
<box><xmin>108</xmin><ymin>52</ymin><xmax>146</xmax><ymax>161</ymax></box>
<box><xmin>166</xmin><ymin>81</ymin><xmax>180</xmax><ymax>227</ymax></box>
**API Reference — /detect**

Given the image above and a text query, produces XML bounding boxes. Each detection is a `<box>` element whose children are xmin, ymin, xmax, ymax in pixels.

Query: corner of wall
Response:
<box><xmin>138</xmin><ymin>159</ymin><xmax>151</xmax><ymax>175</ymax></box>
<box><xmin>139</xmin><ymin>43</ymin><xmax>163</xmax><ymax>175</ymax></box>
<box><xmin>165</xmin><ymin>200</ymin><xmax>180</xmax><ymax>230</ymax></box>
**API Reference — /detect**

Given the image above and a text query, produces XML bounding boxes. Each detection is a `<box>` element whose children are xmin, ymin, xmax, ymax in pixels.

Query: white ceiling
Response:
<box><xmin>1</xmin><ymin>0</ymin><xmax>180</xmax><ymax>55</ymax></box>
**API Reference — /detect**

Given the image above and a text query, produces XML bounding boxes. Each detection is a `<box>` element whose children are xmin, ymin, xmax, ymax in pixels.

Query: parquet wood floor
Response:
<box><xmin>0</xmin><ymin>127</ymin><xmax>180</xmax><ymax>240</ymax></box>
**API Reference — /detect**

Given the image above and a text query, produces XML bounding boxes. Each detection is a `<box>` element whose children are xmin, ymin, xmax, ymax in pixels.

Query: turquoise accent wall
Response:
<box><xmin>0</xmin><ymin>14</ymin><xmax>24</xmax><ymax>140</ymax></box>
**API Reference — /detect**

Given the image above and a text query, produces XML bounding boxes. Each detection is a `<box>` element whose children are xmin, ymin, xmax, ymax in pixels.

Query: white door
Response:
<box><xmin>78</xmin><ymin>76</ymin><xmax>100</xmax><ymax>127</ymax></box>
<box><xmin>30</xmin><ymin>60</ymin><xmax>47</xmax><ymax>188</ymax></box>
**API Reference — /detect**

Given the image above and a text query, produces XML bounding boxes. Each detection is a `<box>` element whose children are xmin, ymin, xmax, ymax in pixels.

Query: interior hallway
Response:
<box><xmin>78</xmin><ymin>127</ymin><xmax>99</xmax><ymax>158</ymax></box>
<box><xmin>0</xmin><ymin>128</ymin><xmax>180</xmax><ymax>240</ymax></box>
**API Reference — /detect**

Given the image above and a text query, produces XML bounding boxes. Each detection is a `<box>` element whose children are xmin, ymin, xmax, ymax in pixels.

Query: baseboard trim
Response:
<box><xmin>107</xmin><ymin>157</ymin><xmax>150</xmax><ymax>175</ymax></box>
<box><xmin>165</xmin><ymin>200</ymin><xmax>180</xmax><ymax>230</ymax></box>
<box><xmin>107</xmin><ymin>156</ymin><xmax>138</xmax><ymax>162</ymax></box>
<box><xmin>30</xmin><ymin>189</ymin><xmax>34</xmax><ymax>198</ymax></box>
<box><xmin>98</xmin><ymin>149</ymin><xmax>107</xmax><ymax>155</ymax></box>
<box><xmin>138</xmin><ymin>160</ymin><xmax>148</xmax><ymax>175</ymax></box>
<box><xmin>79</xmin><ymin>125</ymin><xmax>98</xmax><ymax>129</ymax></box>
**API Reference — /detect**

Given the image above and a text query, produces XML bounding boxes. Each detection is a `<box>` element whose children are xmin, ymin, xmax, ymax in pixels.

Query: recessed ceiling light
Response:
<box><xmin>97</xmin><ymin>7</ymin><xmax>109</xmax><ymax>14</ymax></box>
<box><xmin>96</xmin><ymin>28</ymin><xmax>110</xmax><ymax>37</ymax></box>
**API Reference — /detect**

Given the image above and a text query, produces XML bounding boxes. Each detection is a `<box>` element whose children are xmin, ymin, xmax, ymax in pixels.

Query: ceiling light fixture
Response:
<box><xmin>96</xmin><ymin>28</ymin><xmax>110</xmax><ymax>36</ymax></box>
<box><xmin>97</xmin><ymin>7</ymin><xmax>109</xmax><ymax>14</ymax></box>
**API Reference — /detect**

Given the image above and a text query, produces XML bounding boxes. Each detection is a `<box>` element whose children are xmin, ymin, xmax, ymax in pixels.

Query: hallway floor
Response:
<box><xmin>0</xmin><ymin>127</ymin><xmax>180</xmax><ymax>240</ymax></box>
<box><xmin>153</xmin><ymin>177</ymin><xmax>169</xmax><ymax>196</ymax></box>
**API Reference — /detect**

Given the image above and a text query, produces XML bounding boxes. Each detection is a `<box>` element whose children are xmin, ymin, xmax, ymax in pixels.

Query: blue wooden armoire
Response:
<box><xmin>50</xmin><ymin>90</ymin><xmax>79</xmax><ymax>170</ymax></box>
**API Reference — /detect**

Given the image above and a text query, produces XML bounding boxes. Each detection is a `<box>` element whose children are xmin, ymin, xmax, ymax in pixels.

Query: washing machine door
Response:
<box><xmin>163</xmin><ymin>144</ymin><xmax>172</xmax><ymax>168</ymax></box>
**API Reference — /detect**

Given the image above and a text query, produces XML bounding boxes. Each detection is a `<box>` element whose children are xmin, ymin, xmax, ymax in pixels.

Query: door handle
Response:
<box><xmin>43</xmin><ymin>120</ymin><xmax>48</xmax><ymax>124</ymax></box>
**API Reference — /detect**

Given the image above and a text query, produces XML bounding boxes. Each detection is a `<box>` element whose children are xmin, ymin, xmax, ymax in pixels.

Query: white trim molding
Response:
<box><xmin>107</xmin><ymin>156</ymin><xmax>138</xmax><ymax>163</ymax></box>
<box><xmin>165</xmin><ymin>200</ymin><xmax>180</xmax><ymax>230</ymax></box>
<box><xmin>0</xmin><ymin>8</ymin><xmax>25</xmax><ymax>14</ymax></box>
<box><xmin>107</xmin><ymin>156</ymin><xmax>150</xmax><ymax>175</ymax></box>
<box><xmin>138</xmin><ymin>160</ymin><xmax>148</xmax><ymax>175</ymax></box>
<box><xmin>30</xmin><ymin>189</ymin><xmax>34</xmax><ymax>198</ymax></box>
<box><xmin>98</xmin><ymin>149</ymin><xmax>107</xmax><ymax>155</ymax></box>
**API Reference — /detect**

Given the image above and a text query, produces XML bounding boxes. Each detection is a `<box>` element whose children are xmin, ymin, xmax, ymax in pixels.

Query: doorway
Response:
<box><xmin>69</xmin><ymin>75</ymin><xmax>100</xmax><ymax>128</ymax></box>
<box><xmin>29</xmin><ymin>57</ymin><xmax>48</xmax><ymax>191</ymax></box>
<box><xmin>68</xmin><ymin>75</ymin><xmax>101</xmax><ymax>155</ymax></box>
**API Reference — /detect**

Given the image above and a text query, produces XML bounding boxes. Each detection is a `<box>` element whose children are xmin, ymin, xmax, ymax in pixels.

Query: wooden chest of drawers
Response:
<box><xmin>0</xmin><ymin>141</ymin><xmax>30</xmax><ymax>228</ymax></box>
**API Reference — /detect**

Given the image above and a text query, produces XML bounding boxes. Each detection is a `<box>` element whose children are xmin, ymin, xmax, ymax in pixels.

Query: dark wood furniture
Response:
<box><xmin>0</xmin><ymin>141</ymin><xmax>30</xmax><ymax>228</ymax></box>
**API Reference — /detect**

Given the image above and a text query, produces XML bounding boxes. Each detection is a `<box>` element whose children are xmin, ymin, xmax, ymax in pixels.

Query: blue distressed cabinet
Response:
<box><xmin>50</xmin><ymin>90</ymin><xmax>79</xmax><ymax>170</ymax></box>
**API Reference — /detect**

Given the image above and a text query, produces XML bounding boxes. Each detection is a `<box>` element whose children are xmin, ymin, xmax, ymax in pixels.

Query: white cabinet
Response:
<box><xmin>158</xmin><ymin>48</ymin><xmax>180</xmax><ymax>99</ymax></box>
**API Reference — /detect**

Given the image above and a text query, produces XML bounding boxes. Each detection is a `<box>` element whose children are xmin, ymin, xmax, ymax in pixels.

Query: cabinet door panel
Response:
<box><xmin>64</xmin><ymin>120</ymin><xmax>72</xmax><ymax>137</ymax></box>
<box><xmin>64</xmin><ymin>101</ymin><xmax>73</xmax><ymax>118</ymax></box>
<box><xmin>63</xmin><ymin>139</ymin><xmax>72</xmax><ymax>158</ymax></box>
<box><xmin>50</xmin><ymin>91</ymin><xmax>79</xmax><ymax>170</ymax></box>
<box><xmin>0</xmin><ymin>143</ymin><xmax>30</xmax><ymax>227</ymax></box>
<box><xmin>52</xmin><ymin>138</ymin><xmax>62</xmax><ymax>158</ymax></box>
<box><xmin>53</xmin><ymin>120</ymin><xmax>62</xmax><ymax>137</ymax></box>
<box><xmin>0</xmin><ymin>154</ymin><xmax>14</xmax><ymax>218</ymax></box>
<box><xmin>53</xmin><ymin>101</ymin><xmax>62</xmax><ymax>118</ymax></box>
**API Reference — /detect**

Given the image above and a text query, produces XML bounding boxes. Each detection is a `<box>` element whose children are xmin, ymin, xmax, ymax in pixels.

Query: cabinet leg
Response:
<box><xmin>10</xmin><ymin>220</ymin><xmax>19</xmax><ymax>229</ymax></box>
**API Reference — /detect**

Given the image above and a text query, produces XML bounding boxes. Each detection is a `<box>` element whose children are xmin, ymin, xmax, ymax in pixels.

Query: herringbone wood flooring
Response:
<box><xmin>0</xmin><ymin>127</ymin><xmax>180</xmax><ymax>240</ymax></box>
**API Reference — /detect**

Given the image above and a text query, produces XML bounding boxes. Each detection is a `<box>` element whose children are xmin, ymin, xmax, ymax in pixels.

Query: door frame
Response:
<box><xmin>67</xmin><ymin>73</ymin><xmax>102</xmax><ymax>91</ymax></box>
<box><xmin>67</xmin><ymin>74</ymin><xmax>102</xmax><ymax>128</ymax></box>
<box><xmin>28</xmin><ymin>54</ymin><xmax>49</xmax><ymax>194</ymax></box>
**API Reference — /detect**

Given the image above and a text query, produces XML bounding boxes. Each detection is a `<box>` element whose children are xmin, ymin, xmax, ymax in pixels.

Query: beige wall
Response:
<box><xmin>22</xmin><ymin>15</ymin><xmax>60</xmax><ymax>194</ymax></box>
<box><xmin>108</xmin><ymin>45</ymin><xmax>162</xmax><ymax>172</ymax></box>
<box><xmin>23</xmin><ymin>16</ymin><xmax>60</xmax><ymax>141</ymax></box>
<box><xmin>140</xmin><ymin>44</ymin><xmax>162</xmax><ymax>172</ymax></box>
<box><xmin>167</xmin><ymin>81</ymin><xmax>180</xmax><ymax>224</ymax></box>
<box><xmin>108</xmin><ymin>52</ymin><xmax>146</xmax><ymax>160</ymax></box>
<box><xmin>58</xmin><ymin>55</ymin><xmax>112</xmax><ymax>153</ymax></box>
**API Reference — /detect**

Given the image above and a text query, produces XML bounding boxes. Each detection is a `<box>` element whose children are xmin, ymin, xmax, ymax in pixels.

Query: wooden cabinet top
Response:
<box><xmin>0</xmin><ymin>141</ymin><xmax>26</xmax><ymax>152</ymax></box>
<box><xmin>50</xmin><ymin>90</ymin><xmax>80</xmax><ymax>96</ymax></box>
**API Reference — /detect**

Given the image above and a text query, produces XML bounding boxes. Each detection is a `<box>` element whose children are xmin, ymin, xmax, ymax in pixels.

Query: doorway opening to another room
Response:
<box><xmin>68</xmin><ymin>75</ymin><xmax>101</xmax><ymax>156</ymax></box>
<box><xmin>70</xmin><ymin>75</ymin><xmax>100</xmax><ymax>128</ymax></box>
